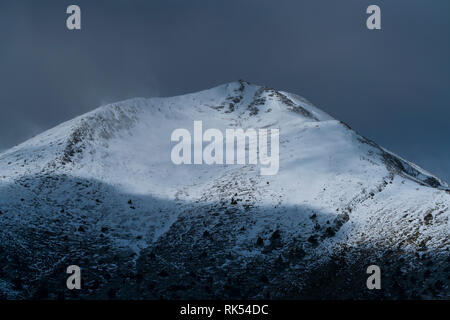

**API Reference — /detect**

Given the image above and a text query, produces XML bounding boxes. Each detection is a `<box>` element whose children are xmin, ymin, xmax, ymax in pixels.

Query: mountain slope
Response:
<box><xmin>0</xmin><ymin>80</ymin><xmax>448</xmax><ymax>299</ymax></box>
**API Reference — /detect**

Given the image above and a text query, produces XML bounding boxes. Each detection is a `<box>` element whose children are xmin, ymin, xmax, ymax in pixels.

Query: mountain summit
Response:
<box><xmin>0</xmin><ymin>81</ymin><xmax>448</xmax><ymax>299</ymax></box>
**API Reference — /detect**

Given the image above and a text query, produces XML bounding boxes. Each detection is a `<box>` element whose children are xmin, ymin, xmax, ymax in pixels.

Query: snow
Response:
<box><xmin>0</xmin><ymin>80</ymin><xmax>448</xmax><ymax>299</ymax></box>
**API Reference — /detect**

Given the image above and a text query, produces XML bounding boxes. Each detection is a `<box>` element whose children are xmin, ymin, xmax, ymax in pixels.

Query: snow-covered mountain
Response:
<box><xmin>0</xmin><ymin>80</ymin><xmax>448</xmax><ymax>299</ymax></box>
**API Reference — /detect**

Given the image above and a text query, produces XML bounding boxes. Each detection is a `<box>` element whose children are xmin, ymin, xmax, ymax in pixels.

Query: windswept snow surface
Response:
<box><xmin>0</xmin><ymin>81</ymin><xmax>448</xmax><ymax>299</ymax></box>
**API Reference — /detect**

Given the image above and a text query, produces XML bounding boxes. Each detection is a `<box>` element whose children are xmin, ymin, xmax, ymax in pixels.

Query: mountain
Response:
<box><xmin>0</xmin><ymin>80</ymin><xmax>448</xmax><ymax>299</ymax></box>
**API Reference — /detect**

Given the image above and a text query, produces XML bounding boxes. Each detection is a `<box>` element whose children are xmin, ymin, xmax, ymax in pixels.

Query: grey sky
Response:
<box><xmin>0</xmin><ymin>0</ymin><xmax>449</xmax><ymax>181</ymax></box>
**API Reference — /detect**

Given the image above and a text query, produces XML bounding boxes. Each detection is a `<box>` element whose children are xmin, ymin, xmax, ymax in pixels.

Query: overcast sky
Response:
<box><xmin>0</xmin><ymin>0</ymin><xmax>449</xmax><ymax>181</ymax></box>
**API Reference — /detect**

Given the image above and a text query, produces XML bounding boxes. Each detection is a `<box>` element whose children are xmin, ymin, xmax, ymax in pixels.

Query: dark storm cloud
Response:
<box><xmin>0</xmin><ymin>0</ymin><xmax>449</xmax><ymax>181</ymax></box>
